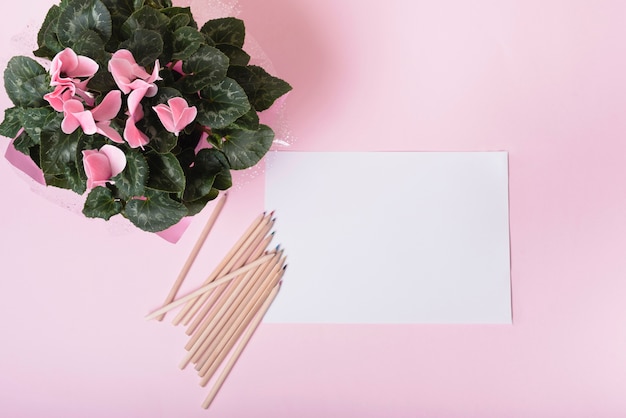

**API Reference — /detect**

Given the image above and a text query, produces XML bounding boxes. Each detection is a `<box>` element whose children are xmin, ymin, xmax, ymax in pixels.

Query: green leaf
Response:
<box><xmin>3</xmin><ymin>56</ymin><xmax>50</xmax><ymax>108</ymax></box>
<box><xmin>40</xmin><ymin>130</ymin><xmax>82</xmax><ymax>175</ymax></box>
<box><xmin>172</xmin><ymin>26</ymin><xmax>204</xmax><ymax>60</ymax></box>
<box><xmin>44</xmin><ymin>162</ymin><xmax>87</xmax><ymax>194</ymax></box>
<box><xmin>146</xmin><ymin>152</ymin><xmax>185</xmax><ymax>192</ymax></box>
<box><xmin>71</xmin><ymin>29</ymin><xmax>107</xmax><ymax>62</ymax></box>
<box><xmin>220</xmin><ymin>125</ymin><xmax>274</xmax><ymax>170</ymax></box>
<box><xmin>165</xmin><ymin>10</ymin><xmax>194</xmax><ymax>30</ymax></box>
<box><xmin>183</xmin><ymin>148</ymin><xmax>228</xmax><ymax>201</ymax></box>
<box><xmin>119</xmin><ymin>29</ymin><xmax>163</xmax><ymax>67</ymax></box>
<box><xmin>180</xmin><ymin>45</ymin><xmax>229</xmax><ymax>93</ymax></box>
<box><xmin>111</xmin><ymin>148</ymin><xmax>149</xmax><ymax>198</ymax></box>
<box><xmin>88</xmin><ymin>71</ymin><xmax>117</xmax><ymax>94</ymax></box>
<box><xmin>0</xmin><ymin>107</ymin><xmax>24</xmax><ymax>138</ymax></box>
<box><xmin>13</xmin><ymin>131</ymin><xmax>37</xmax><ymax>155</ymax></box>
<box><xmin>121</xmin><ymin>5</ymin><xmax>169</xmax><ymax>38</ymax></box>
<box><xmin>57</xmin><ymin>0</ymin><xmax>112</xmax><ymax>47</ymax></box>
<box><xmin>34</xmin><ymin>5</ymin><xmax>63</xmax><ymax>58</ymax></box>
<box><xmin>216</xmin><ymin>44</ymin><xmax>250</xmax><ymax>66</ymax></box>
<box><xmin>201</xmin><ymin>17</ymin><xmax>245</xmax><ymax>48</ymax></box>
<box><xmin>183</xmin><ymin>188</ymin><xmax>219</xmax><ymax>216</ymax></box>
<box><xmin>83</xmin><ymin>186</ymin><xmax>122</xmax><ymax>220</ymax></box>
<box><xmin>227</xmin><ymin>65</ymin><xmax>292</xmax><ymax>111</ymax></box>
<box><xmin>144</xmin><ymin>0</ymin><xmax>172</xmax><ymax>8</ymax></box>
<box><xmin>125</xmin><ymin>189</ymin><xmax>187</xmax><ymax>232</ymax></box>
<box><xmin>231</xmin><ymin>107</ymin><xmax>259</xmax><ymax>131</ymax></box>
<box><xmin>195</xmin><ymin>77</ymin><xmax>250</xmax><ymax>129</ymax></box>
<box><xmin>20</xmin><ymin>107</ymin><xmax>59</xmax><ymax>144</ymax></box>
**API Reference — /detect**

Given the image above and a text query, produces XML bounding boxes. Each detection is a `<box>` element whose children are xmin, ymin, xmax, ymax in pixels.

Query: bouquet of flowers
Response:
<box><xmin>0</xmin><ymin>0</ymin><xmax>291</xmax><ymax>233</ymax></box>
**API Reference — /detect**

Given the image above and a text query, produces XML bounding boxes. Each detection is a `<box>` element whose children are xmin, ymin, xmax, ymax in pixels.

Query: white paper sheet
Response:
<box><xmin>264</xmin><ymin>152</ymin><xmax>511</xmax><ymax>324</ymax></box>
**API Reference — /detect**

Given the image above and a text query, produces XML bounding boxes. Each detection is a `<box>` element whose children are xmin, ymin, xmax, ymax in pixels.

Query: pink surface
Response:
<box><xmin>1</xmin><ymin>0</ymin><xmax>626</xmax><ymax>416</ymax></box>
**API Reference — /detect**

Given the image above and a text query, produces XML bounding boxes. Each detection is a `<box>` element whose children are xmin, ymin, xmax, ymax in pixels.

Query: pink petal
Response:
<box><xmin>44</xmin><ymin>85</ymin><xmax>73</xmax><ymax>112</ymax></box>
<box><xmin>72</xmin><ymin>55</ymin><xmax>99</xmax><ymax>78</ymax></box>
<box><xmin>91</xmin><ymin>90</ymin><xmax>122</xmax><ymax>122</ymax></box>
<box><xmin>123</xmin><ymin>116</ymin><xmax>150</xmax><ymax>149</ymax></box>
<box><xmin>82</xmin><ymin>152</ymin><xmax>112</xmax><ymax>190</ymax></box>
<box><xmin>63</xmin><ymin>100</ymin><xmax>97</xmax><ymax>135</ymax></box>
<box><xmin>95</xmin><ymin>121</ymin><xmax>124</xmax><ymax>143</ymax></box>
<box><xmin>99</xmin><ymin>144</ymin><xmax>127</xmax><ymax>177</ymax></box>
<box><xmin>146</xmin><ymin>59</ymin><xmax>162</xmax><ymax>84</ymax></box>
<box><xmin>127</xmin><ymin>84</ymin><xmax>150</xmax><ymax>117</ymax></box>
<box><xmin>178</xmin><ymin>106</ymin><xmax>197</xmax><ymax>128</ymax></box>
<box><xmin>152</xmin><ymin>103</ymin><xmax>176</xmax><ymax>133</ymax></box>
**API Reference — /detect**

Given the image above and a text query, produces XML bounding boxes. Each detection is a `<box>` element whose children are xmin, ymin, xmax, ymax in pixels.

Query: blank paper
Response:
<box><xmin>264</xmin><ymin>151</ymin><xmax>511</xmax><ymax>324</ymax></box>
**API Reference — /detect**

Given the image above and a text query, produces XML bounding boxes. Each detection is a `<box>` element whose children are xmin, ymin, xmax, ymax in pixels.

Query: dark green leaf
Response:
<box><xmin>83</xmin><ymin>186</ymin><xmax>122</xmax><ymax>220</ymax></box>
<box><xmin>195</xmin><ymin>77</ymin><xmax>250</xmax><ymax>129</ymax></box>
<box><xmin>183</xmin><ymin>188</ymin><xmax>219</xmax><ymax>216</ymax></box>
<box><xmin>231</xmin><ymin>107</ymin><xmax>259</xmax><ymax>131</ymax></box>
<box><xmin>34</xmin><ymin>5</ymin><xmax>63</xmax><ymax>59</ymax></box>
<box><xmin>119</xmin><ymin>29</ymin><xmax>163</xmax><ymax>67</ymax></box>
<box><xmin>121</xmin><ymin>5</ymin><xmax>169</xmax><ymax>38</ymax></box>
<box><xmin>111</xmin><ymin>148</ymin><xmax>149</xmax><ymax>197</ymax></box>
<box><xmin>216</xmin><ymin>44</ymin><xmax>250</xmax><ymax>66</ymax></box>
<box><xmin>3</xmin><ymin>56</ymin><xmax>50</xmax><ymax>108</ymax></box>
<box><xmin>0</xmin><ymin>107</ymin><xmax>24</xmax><ymax>138</ymax></box>
<box><xmin>162</xmin><ymin>7</ymin><xmax>197</xmax><ymax>29</ymax></box>
<box><xmin>20</xmin><ymin>107</ymin><xmax>59</xmax><ymax>144</ymax></box>
<box><xmin>144</xmin><ymin>0</ymin><xmax>172</xmax><ymax>8</ymax></box>
<box><xmin>88</xmin><ymin>71</ymin><xmax>117</xmax><ymax>93</ymax></box>
<box><xmin>13</xmin><ymin>131</ymin><xmax>37</xmax><ymax>155</ymax></box>
<box><xmin>168</xmin><ymin>13</ymin><xmax>189</xmax><ymax>31</ymax></box>
<box><xmin>180</xmin><ymin>45</ymin><xmax>229</xmax><ymax>93</ymax></box>
<box><xmin>125</xmin><ymin>189</ymin><xmax>187</xmax><ymax>232</ymax></box>
<box><xmin>71</xmin><ymin>29</ymin><xmax>107</xmax><ymax>62</ymax></box>
<box><xmin>40</xmin><ymin>130</ymin><xmax>82</xmax><ymax>175</ymax></box>
<box><xmin>201</xmin><ymin>17</ymin><xmax>245</xmax><ymax>48</ymax></box>
<box><xmin>227</xmin><ymin>65</ymin><xmax>292</xmax><ymax>111</ymax></box>
<box><xmin>57</xmin><ymin>0</ymin><xmax>112</xmax><ymax>46</ymax></box>
<box><xmin>220</xmin><ymin>125</ymin><xmax>274</xmax><ymax>170</ymax></box>
<box><xmin>183</xmin><ymin>148</ymin><xmax>227</xmax><ymax>201</ymax></box>
<box><xmin>44</xmin><ymin>162</ymin><xmax>86</xmax><ymax>194</ymax></box>
<box><xmin>172</xmin><ymin>26</ymin><xmax>204</xmax><ymax>60</ymax></box>
<box><xmin>146</xmin><ymin>152</ymin><xmax>185</xmax><ymax>192</ymax></box>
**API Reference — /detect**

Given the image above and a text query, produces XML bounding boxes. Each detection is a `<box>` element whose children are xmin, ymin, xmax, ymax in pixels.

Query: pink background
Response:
<box><xmin>1</xmin><ymin>0</ymin><xmax>626</xmax><ymax>416</ymax></box>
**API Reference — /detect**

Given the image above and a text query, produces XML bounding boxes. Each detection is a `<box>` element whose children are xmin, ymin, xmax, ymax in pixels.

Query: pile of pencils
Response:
<box><xmin>146</xmin><ymin>194</ymin><xmax>286</xmax><ymax>409</ymax></box>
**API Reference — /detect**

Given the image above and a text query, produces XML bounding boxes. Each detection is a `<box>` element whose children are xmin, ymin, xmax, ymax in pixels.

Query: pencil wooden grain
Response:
<box><xmin>177</xmin><ymin>213</ymin><xmax>273</xmax><ymax>326</ymax></box>
<box><xmin>181</xmin><ymin>253</ymin><xmax>280</xmax><ymax>369</ymax></box>
<box><xmin>155</xmin><ymin>193</ymin><xmax>228</xmax><ymax>321</ymax></box>
<box><xmin>171</xmin><ymin>211</ymin><xmax>267</xmax><ymax>326</ymax></box>
<box><xmin>201</xmin><ymin>283</ymin><xmax>282</xmax><ymax>409</ymax></box>
<box><xmin>194</xmin><ymin>255</ymin><xmax>283</xmax><ymax>371</ymax></box>
<box><xmin>144</xmin><ymin>253</ymin><xmax>276</xmax><ymax>321</ymax></box>
<box><xmin>185</xmin><ymin>233</ymin><xmax>274</xmax><ymax>344</ymax></box>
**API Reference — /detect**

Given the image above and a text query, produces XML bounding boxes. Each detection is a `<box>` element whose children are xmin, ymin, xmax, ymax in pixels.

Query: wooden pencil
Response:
<box><xmin>179</xmin><ymin>252</ymin><xmax>279</xmax><ymax>369</ymax></box>
<box><xmin>184</xmin><ymin>233</ymin><xmax>274</xmax><ymax>346</ymax></box>
<box><xmin>193</xmin><ymin>255</ymin><xmax>284</xmax><ymax>371</ymax></box>
<box><xmin>197</xmin><ymin>262</ymin><xmax>285</xmax><ymax>382</ymax></box>
<box><xmin>201</xmin><ymin>282</ymin><xmax>282</xmax><ymax>409</ymax></box>
<box><xmin>176</xmin><ymin>213</ymin><xmax>273</xmax><ymax>326</ymax></box>
<box><xmin>155</xmin><ymin>193</ymin><xmax>228</xmax><ymax>321</ymax></box>
<box><xmin>170</xmin><ymin>211</ymin><xmax>267</xmax><ymax>326</ymax></box>
<box><xmin>144</xmin><ymin>253</ymin><xmax>276</xmax><ymax>321</ymax></box>
<box><xmin>185</xmin><ymin>229</ymin><xmax>275</xmax><ymax>337</ymax></box>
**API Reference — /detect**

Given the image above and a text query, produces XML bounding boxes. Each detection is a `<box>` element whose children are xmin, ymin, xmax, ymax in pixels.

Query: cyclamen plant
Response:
<box><xmin>0</xmin><ymin>0</ymin><xmax>291</xmax><ymax>233</ymax></box>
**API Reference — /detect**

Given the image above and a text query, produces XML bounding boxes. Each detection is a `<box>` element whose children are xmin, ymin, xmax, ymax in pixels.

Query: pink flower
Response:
<box><xmin>152</xmin><ymin>97</ymin><xmax>197</xmax><ymax>136</ymax></box>
<box><xmin>82</xmin><ymin>144</ymin><xmax>127</xmax><ymax>190</ymax></box>
<box><xmin>50</xmin><ymin>48</ymin><xmax>99</xmax><ymax>87</ymax></box>
<box><xmin>62</xmin><ymin>99</ymin><xmax>97</xmax><ymax>135</ymax></box>
<box><xmin>48</xmin><ymin>48</ymin><xmax>98</xmax><ymax>107</ymax></box>
<box><xmin>44</xmin><ymin>85</ymin><xmax>74</xmax><ymax>112</ymax></box>
<box><xmin>60</xmin><ymin>91</ymin><xmax>123</xmax><ymax>143</ymax></box>
<box><xmin>123</xmin><ymin>107</ymin><xmax>150</xmax><ymax>149</ymax></box>
<box><xmin>108</xmin><ymin>50</ymin><xmax>160</xmax><ymax>95</ymax></box>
